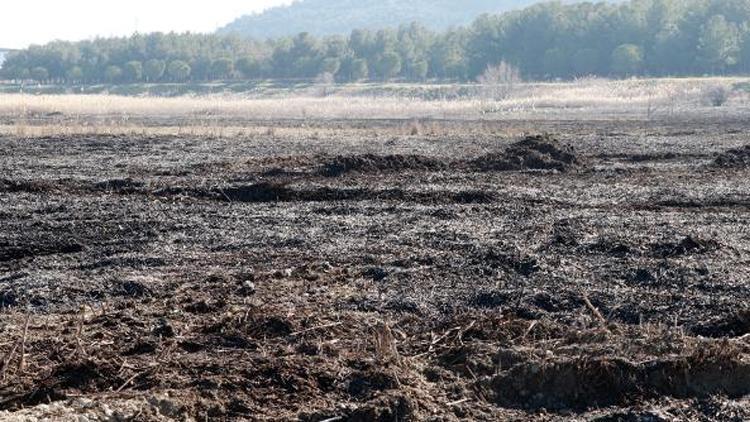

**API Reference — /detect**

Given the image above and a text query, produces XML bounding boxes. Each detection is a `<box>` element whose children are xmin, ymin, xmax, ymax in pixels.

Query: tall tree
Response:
<box><xmin>30</xmin><ymin>67</ymin><xmax>49</xmax><ymax>83</ymax></box>
<box><xmin>611</xmin><ymin>44</ymin><xmax>644</xmax><ymax>76</ymax></box>
<box><xmin>104</xmin><ymin>65</ymin><xmax>123</xmax><ymax>83</ymax></box>
<box><xmin>211</xmin><ymin>58</ymin><xmax>235</xmax><ymax>80</ymax></box>
<box><xmin>167</xmin><ymin>60</ymin><xmax>191</xmax><ymax>82</ymax></box>
<box><xmin>144</xmin><ymin>59</ymin><xmax>166</xmax><ymax>82</ymax></box>
<box><xmin>374</xmin><ymin>52</ymin><xmax>402</xmax><ymax>80</ymax></box>
<box><xmin>698</xmin><ymin>15</ymin><xmax>741</xmax><ymax>72</ymax></box>
<box><xmin>123</xmin><ymin>61</ymin><xmax>143</xmax><ymax>82</ymax></box>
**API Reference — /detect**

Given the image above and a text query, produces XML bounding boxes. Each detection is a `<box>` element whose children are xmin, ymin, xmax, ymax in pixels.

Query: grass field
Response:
<box><xmin>0</xmin><ymin>77</ymin><xmax>748</xmax><ymax>127</ymax></box>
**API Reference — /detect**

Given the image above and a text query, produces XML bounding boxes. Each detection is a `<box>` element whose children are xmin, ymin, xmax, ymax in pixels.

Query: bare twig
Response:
<box><xmin>290</xmin><ymin>322</ymin><xmax>343</xmax><ymax>337</ymax></box>
<box><xmin>18</xmin><ymin>315</ymin><xmax>30</xmax><ymax>373</ymax></box>
<box><xmin>582</xmin><ymin>292</ymin><xmax>608</xmax><ymax>329</ymax></box>
<box><xmin>71</xmin><ymin>307</ymin><xmax>87</xmax><ymax>358</ymax></box>
<box><xmin>447</xmin><ymin>398</ymin><xmax>471</xmax><ymax>407</ymax></box>
<box><xmin>521</xmin><ymin>320</ymin><xmax>539</xmax><ymax>341</ymax></box>
<box><xmin>410</xmin><ymin>321</ymin><xmax>477</xmax><ymax>359</ymax></box>
<box><xmin>1</xmin><ymin>341</ymin><xmax>20</xmax><ymax>381</ymax></box>
<box><xmin>116</xmin><ymin>372</ymin><xmax>142</xmax><ymax>393</ymax></box>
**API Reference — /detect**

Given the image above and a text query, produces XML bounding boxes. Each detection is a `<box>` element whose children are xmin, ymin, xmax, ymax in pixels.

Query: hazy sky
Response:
<box><xmin>0</xmin><ymin>0</ymin><xmax>292</xmax><ymax>49</ymax></box>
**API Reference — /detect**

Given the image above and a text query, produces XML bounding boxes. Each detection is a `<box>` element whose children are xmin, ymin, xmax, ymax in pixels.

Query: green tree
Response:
<box><xmin>237</xmin><ymin>56</ymin><xmax>261</xmax><ymax>78</ymax></box>
<box><xmin>741</xmin><ymin>26</ymin><xmax>750</xmax><ymax>71</ymax></box>
<box><xmin>190</xmin><ymin>57</ymin><xmax>213</xmax><ymax>81</ymax></box>
<box><xmin>167</xmin><ymin>60</ymin><xmax>191</xmax><ymax>81</ymax></box>
<box><xmin>30</xmin><ymin>66</ymin><xmax>49</xmax><ymax>83</ymax></box>
<box><xmin>542</xmin><ymin>48</ymin><xmax>570</xmax><ymax>78</ymax></box>
<box><xmin>374</xmin><ymin>51</ymin><xmax>402</xmax><ymax>80</ymax></box>
<box><xmin>289</xmin><ymin>32</ymin><xmax>322</xmax><ymax>77</ymax></box>
<box><xmin>409</xmin><ymin>59</ymin><xmax>429</xmax><ymax>81</ymax></box>
<box><xmin>6</xmin><ymin>0</ymin><xmax>750</xmax><ymax>83</ymax></box>
<box><xmin>350</xmin><ymin>58</ymin><xmax>369</xmax><ymax>81</ymax></box>
<box><xmin>349</xmin><ymin>29</ymin><xmax>375</xmax><ymax>58</ymax></box>
<box><xmin>144</xmin><ymin>59</ymin><xmax>166</xmax><ymax>82</ymax></box>
<box><xmin>211</xmin><ymin>58</ymin><xmax>235</xmax><ymax>80</ymax></box>
<box><xmin>698</xmin><ymin>15</ymin><xmax>741</xmax><ymax>72</ymax></box>
<box><xmin>319</xmin><ymin>57</ymin><xmax>341</xmax><ymax>76</ymax></box>
<box><xmin>104</xmin><ymin>65</ymin><xmax>123</xmax><ymax>83</ymax></box>
<box><xmin>571</xmin><ymin>48</ymin><xmax>601</xmax><ymax>76</ymax></box>
<box><xmin>611</xmin><ymin>44</ymin><xmax>643</xmax><ymax>76</ymax></box>
<box><xmin>66</xmin><ymin>66</ymin><xmax>84</xmax><ymax>83</ymax></box>
<box><xmin>124</xmin><ymin>61</ymin><xmax>143</xmax><ymax>82</ymax></box>
<box><xmin>651</xmin><ymin>25</ymin><xmax>695</xmax><ymax>75</ymax></box>
<box><xmin>271</xmin><ymin>38</ymin><xmax>295</xmax><ymax>78</ymax></box>
<box><xmin>430</xmin><ymin>31</ymin><xmax>467</xmax><ymax>79</ymax></box>
<box><xmin>2</xmin><ymin>66</ymin><xmax>26</xmax><ymax>82</ymax></box>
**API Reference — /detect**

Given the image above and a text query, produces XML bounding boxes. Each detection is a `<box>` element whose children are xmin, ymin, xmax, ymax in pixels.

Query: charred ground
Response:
<box><xmin>0</xmin><ymin>119</ymin><xmax>749</xmax><ymax>420</ymax></box>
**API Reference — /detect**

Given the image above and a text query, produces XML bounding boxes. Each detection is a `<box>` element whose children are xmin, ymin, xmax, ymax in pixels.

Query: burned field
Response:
<box><xmin>0</xmin><ymin>119</ymin><xmax>749</xmax><ymax>420</ymax></box>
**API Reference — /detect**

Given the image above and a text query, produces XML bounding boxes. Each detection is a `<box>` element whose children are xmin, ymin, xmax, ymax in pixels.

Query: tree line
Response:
<box><xmin>3</xmin><ymin>0</ymin><xmax>750</xmax><ymax>85</ymax></box>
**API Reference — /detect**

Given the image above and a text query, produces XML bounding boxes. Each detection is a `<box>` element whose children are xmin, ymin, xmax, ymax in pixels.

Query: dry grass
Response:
<box><xmin>494</xmin><ymin>77</ymin><xmax>748</xmax><ymax>115</ymax></box>
<box><xmin>0</xmin><ymin>77</ymin><xmax>748</xmax><ymax>137</ymax></box>
<box><xmin>0</xmin><ymin>94</ymin><xmax>483</xmax><ymax>121</ymax></box>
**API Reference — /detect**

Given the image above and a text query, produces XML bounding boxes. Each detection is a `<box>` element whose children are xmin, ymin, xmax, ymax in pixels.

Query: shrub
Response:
<box><xmin>476</xmin><ymin>61</ymin><xmax>521</xmax><ymax>100</ymax></box>
<box><xmin>703</xmin><ymin>84</ymin><xmax>731</xmax><ymax>107</ymax></box>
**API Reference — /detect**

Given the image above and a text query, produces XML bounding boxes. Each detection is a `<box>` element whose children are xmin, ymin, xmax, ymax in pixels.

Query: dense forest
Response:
<box><xmin>2</xmin><ymin>0</ymin><xmax>750</xmax><ymax>84</ymax></box>
<box><xmin>218</xmin><ymin>0</ymin><xmax>553</xmax><ymax>39</ymax></box>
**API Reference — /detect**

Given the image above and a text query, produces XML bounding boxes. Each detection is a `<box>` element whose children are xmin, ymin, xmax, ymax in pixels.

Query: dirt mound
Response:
<box><xmin>219</xmin><ymin>182</ymin><xmax>295</xmax><ymax>202</ymax></box>
<box><xmin>650</xmin><ymin>236</ymin><xmax>718</xmax><ymax>258</ymax></box>
<box><xmin>2</xmin><ymin>360</ymin><xmax>123</xmax><ymax>410</ymax></box>
<box><xmin>714</xmin><ymin>145</ymin><xmax>750</xmax><ymax>168</ymax></box>
<box><xmin>322</xmin><ymin>154</ymin><xmax>447</xmax><ymax>177</ymax></box>
<box><xmin>159</xmin><ymin>183</ymin><xmax>495</xmax><ymax>204</ymax></box>
<box><xmin>488</xmin><ymin>346</ymin><xmax>750</xmax><ymax>411</ymax></box>
<box><xmin>470</xmin><ymin>135</ymin><xmax>578</xmax><ymax>172</ymax></box>
<box><xmin>691</xmin><ymin>310</ymin><xmax>750</xmax><ymax>338</ymax></box>
<box><xmin>471</xmin><ymin>247</ymin><xmax>541</xmax><ymax>277</ymax></box>
<box><xmin>0</xmin><ymin>178</ymin><xmax>58</xmax><ymax>194</ymax></box>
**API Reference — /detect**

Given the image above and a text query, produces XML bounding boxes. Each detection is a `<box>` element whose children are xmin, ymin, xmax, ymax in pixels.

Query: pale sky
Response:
<box><xmin>0</xmin><ymin>0</ymin><xmax>293</xmax><ymax>49</ymax></box>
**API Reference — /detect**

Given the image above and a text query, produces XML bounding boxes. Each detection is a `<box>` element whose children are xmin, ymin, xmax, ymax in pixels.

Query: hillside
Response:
<box><xmin>219</xmin><ymin>0</ymin><xmax>543</xmax><ymax>39</ymax></box>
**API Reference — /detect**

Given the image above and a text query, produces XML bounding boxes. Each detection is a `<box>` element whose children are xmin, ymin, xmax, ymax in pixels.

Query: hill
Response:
<box><xmin>219</xmin><ymin>0</ymin><xmax>544</xmax><ymax>39</ymax></box>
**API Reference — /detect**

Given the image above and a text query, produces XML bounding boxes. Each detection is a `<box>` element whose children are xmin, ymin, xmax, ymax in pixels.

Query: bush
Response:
<box><xmin>703</xmin><ymin>84</ymin><xmax>731</xmax><ymax>107</ymax></box>
<box><xmin>476</xmin><ymin>61</ymin><xmax>521</xmax><ymax>100</ymax></box>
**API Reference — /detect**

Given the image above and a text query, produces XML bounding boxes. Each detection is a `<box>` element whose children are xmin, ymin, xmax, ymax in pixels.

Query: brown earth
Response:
<box><xmin>0</xmin><ymin>119</ymin><xmax>749</xmax><ymax>421</ymax></box>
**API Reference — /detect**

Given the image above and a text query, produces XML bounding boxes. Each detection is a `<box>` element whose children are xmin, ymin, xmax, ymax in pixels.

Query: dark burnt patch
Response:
<box><xmin>321</xmin><ymin>154</ymin><xmax>447</xmax><ymax>177</ymax></box>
